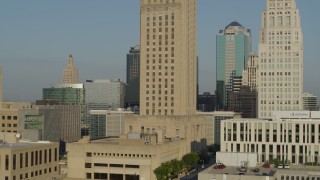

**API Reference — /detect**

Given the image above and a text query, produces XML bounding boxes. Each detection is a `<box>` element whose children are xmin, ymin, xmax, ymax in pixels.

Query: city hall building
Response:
<box><xmin>220</xmin><ymin>111</ymin><xmax>320</xmax><ymax>165</ymax></box>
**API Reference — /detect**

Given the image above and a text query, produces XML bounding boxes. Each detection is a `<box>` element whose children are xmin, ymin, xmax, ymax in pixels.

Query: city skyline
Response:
<box><xmin>1</xmin><ymin>0</ymin><xmax>319</xmax><ymax>102</ymax></box>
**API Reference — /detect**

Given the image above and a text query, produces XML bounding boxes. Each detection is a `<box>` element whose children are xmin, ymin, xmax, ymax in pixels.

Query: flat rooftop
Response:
<box><xmin>0</xmin><ymin>141</ymin><xmax>53</xmax><ymax>149</ymax></box>
<box><xmin>203</xmin><ymin>165</ymin><xmax>320</xmax><ymax>177</ymax></box>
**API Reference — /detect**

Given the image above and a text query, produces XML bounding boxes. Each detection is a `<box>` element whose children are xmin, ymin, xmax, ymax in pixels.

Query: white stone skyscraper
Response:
<box><xmin>140</xmin><ymin>0</ymin><xmax>197</xmax><ymax>116</ymax></box>
<box><xmin>258</xmin><ymin>0</ymin><xmax>303</xmax><ymax>118</ymax></box>
<box><xmin>62</xmin><ymin>54</ymin><xmax>79</xmax><ymax>84</ymax></box>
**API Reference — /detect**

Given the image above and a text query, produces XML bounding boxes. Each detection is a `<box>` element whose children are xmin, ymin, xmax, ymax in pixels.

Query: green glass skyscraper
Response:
<box><xmin>216</xmin><ymin>21</ymin><xmax>251</xmax><ymax>110</ymax></box>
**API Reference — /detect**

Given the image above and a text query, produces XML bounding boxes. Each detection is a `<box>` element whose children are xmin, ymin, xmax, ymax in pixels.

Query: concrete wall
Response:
<box><xmin>216</xmin><ymin>152</ymin><xmax>258</xmax><ymax>167</ymax></box>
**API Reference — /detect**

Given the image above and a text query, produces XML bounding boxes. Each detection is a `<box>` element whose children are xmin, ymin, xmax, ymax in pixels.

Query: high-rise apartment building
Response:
<box><xmin>216</xmin><ymin>21</ymin><xmax>251</xmax><ymax>110</ymax></box>
<box><xmin>0</xmin><ymin>65</ymin><xmax>2</xmax><ymax>102</ymax></box>
<box><xmin>258</xmin><ymin>0</ymin><xmax>303</xmax><ymax>118</ymax></box>
<box><xmin>62</xmin><ymin>54</ymin><xmax>79</xmax><ymax>84</ymax></box>
<box><xmin>140</xmin><ymin>0</ymin><xmax>197</xmax><ymax>116</ymax></box>
<box><xmin>126</xmin><ymin>45</ymin><xmax>140</xmax><ymax>110</ymax></box>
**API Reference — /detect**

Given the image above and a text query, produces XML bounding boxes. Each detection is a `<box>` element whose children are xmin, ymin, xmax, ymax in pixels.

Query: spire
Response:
<box><xmin>62</xmin><ymin>54</ymin><xmax>79</xmax><ymax>84</ymax></box>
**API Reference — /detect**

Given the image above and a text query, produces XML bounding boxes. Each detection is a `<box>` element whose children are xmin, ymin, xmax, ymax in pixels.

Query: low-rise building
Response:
<box><xmin>220</xmin><ymin>111</ymin><xmax>320</xmax><ymax>165</ymax></box>
<box><xmin>0</xmin><ymin>132</ymin><xmax>59</xmax><ymax>180</ymax></box>
<box><xmin>66</xmin><ymin>135</ymin><xmax>187</xmax><ymax>180</ymax></box>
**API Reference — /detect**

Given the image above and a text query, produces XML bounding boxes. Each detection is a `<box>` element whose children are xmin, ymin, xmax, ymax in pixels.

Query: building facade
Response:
<box><xmin>126</xmin><ymin>45</ymin><xmax>140</xmax><ymax>110</ymax></box>
<box><xmin>0</xmin><ymin>102</ymin><xmax>32</xmax><ymax>133</ymax></box>
<box><xmin>197</xmin><ymin>92</ymin><xmax>215</xmax><ymax>112</ymax></box>
<box><xmin>216</xmin><ymin>21</ymin><xmax>251</xmax><ymax>110</ymax></box>
<box><xmin>258</xmin><ymin>0</ymin><xmax>304</xmax><ymax>118</ymax></box>
<box><xmin>89</xmin><ymin>110</ymin><xmax>133</xmax><ymax>139</ymax></box>
<box><xmin>140</xmin><ymin>0</ymin><xmax>197</xmax><ymax>116</ymax></box>
<box><xmin>302</xmin><ymin>93</ymin><xmax>318</xmax><ymax>111</ymax></box>
<box><xmin>62</xmin><ymin>54</ymin><xmax>79</xmax><ymax>84</ymax></box>
<box><xmin>220</xmin><ymin>111</ymin><xmax>320</xmax><ymax>165</ymax></box>
<box><xmin>66</xmin><ymin>136</ymin><xmax>186</xmax><ymax>180</ymax></box>
<box><xmin>227</xmin><ymin>86</ymin><xmax>258</xmax><ymax>118</ymax></box>
<box><xmin>42</xmin><ymin>84</ymin><xmax>86</xmax><ymax>135</ymax></box>
<box><xmin>242</xmin><ymin>53</ymin><xmax>259</xmax><ymax>90</ymax></box>
<box><xmin>0</xmin><ymin>133</ymin><xmax>59</xmax><ymax>180</ymax></box>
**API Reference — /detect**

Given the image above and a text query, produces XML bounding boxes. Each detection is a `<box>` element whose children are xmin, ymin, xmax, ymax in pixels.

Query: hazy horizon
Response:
<box><xmin>1</xmin><ymin>0</ymin><xmax>319</xmax><ymax>102</ymax></box>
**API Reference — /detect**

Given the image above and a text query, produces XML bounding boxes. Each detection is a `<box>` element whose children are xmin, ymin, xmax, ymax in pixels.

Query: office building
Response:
<box><xmin>302</xmin><ymin>93</ymin><xmax>318</xmax><ymax>111</ymax></box>
<box><xmin>242</xmin><ymin>53</ymin><xmax>259</xmax><ymax>90</ymax></box>
<box><xmin>66</xmin><ymin>136</ymin><xmax>186</xmax><ymax>180</ymax></box>
<box><xmin>227</xmin><ymin>86</ymin><xmax>258</xmax><ymax>118</ymax></box>
<box><xmin>220</xmin><ymin>111</ymin><xmax>320</xmax><ymax>165</ymax></box>
<box><xmin>84</xmin><ymin>79</ymin><xmax>126</xmax><ymax>111</ymax></box>
<box><xmin>62</xmin><ymin>54</ymin><xmax>79</xmax><ymax>84</ymax></box>
<box><xmin>0</xmin><ymin>132</ymin><xmax>59</xmax><ymax>180</ymax></box>
<box><xmin>140</xmin><ymin>0</ymin><xmax>197</xmax><ymax>116</ymax></box>
<box><xmin>197</xmin><ymin>111</ymin><xmax>241</xmax><ymax>148</ymax></box>
<box><xmin>197</xmin><ymin>92</ymin><xmax>215</xmax><ymax>112</ymax></box>
<box><xmin>89</xmin><ymin>109</ymin><xmax>133</xmax><ymax>139</ymax></box>
<box><xmin>126</xmin><ymin>45</ymin><xmax>140</xmax><ymax>110</ymax></box>
<box><xmin>258</xmin><ymin>0</ymin><xmax>304</xmax><ymax>118</ymax></box>
<box><xmin>0</xmin><ymin>65</ymin><xmax>2</xmax><ymax>102</ymax></box>
<box><xmin>216</xmin><ymin>21</ymin><xmax>251</xmax><ymax>110</ymax></box>
<box><xmin>0</xmin><ymin>102</ymin><xmax>32</xmax><ymax>133</ymax></box>
<box><xmin>42</xmin><ymin>84</ymin><xmax>86</xmax><ymax>135</ymax></box>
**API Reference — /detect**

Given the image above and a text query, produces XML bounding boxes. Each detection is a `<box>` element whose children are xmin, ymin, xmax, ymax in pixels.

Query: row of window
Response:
<box><xmin>8</xmin><ymin>166</ymin><xmax>58</xmax><ymax>180</ymax></box>
<box><xmin>85</xmin><ymin>163</ymin><xmax>139</xmax><ymax>169</ymax></box>
<box><xmin>1</xmin><ymin>116</ymin><xmax>18</xmax><ymax>120</ymax></box>
<box><xmin>86</xmin><ymin>152</ymin><xmax>152</xmax><ymax>158</ymax></box>
<box><xmin>4</xmin><ymin>148</ymin><xmax>58</xmax><ymax>171</ymax></box>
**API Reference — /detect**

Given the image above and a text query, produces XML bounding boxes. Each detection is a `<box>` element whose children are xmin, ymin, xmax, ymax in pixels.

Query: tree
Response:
<box><xmin>171</xmin><ymin>159</ymin><xmax>185</xmax><ymax>177</ymax></box>
<box><xmin>182</xmin><ymin>152</ymin><xmax>200</xmax><ymax>167</ymax></box>
<box><xmin>154</xmin><ymin>161</ymin><xmax>173</xmax><ymax>180</ymax></box>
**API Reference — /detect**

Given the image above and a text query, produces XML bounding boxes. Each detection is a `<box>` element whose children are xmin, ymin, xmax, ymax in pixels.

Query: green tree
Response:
<box><xmin>171</xmin><ymin>159</ymin><xmax>185</xmax><ymax>177</ymax></box>
<box><xmin>182</xmin><ymin>152</ymin><xmax>200</xmax><ymax>167</ymax></box>
<box><xmin>154</xmin><ymin>161</ymin><xmax>173</xmax><ymax>180</ymax></box>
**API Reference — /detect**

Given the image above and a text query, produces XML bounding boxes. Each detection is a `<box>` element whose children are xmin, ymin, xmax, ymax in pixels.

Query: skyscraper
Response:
<box><xmin>62</xmin><ymin>54</ymin><xmax>79</xmax><ymax>84</ymax></box>
<box><xmin>125</xmin><ymin>45</ymin><xmax>140</xmax><ymax>110</ymax></box>
<box><xmin>216</xmin><ymin>21</ymin><xmax>251</xmax><ymax>110</ymax></box>
<box><xmin>0</xmin><ymin>65</ymin><xmax>2</xmax><ymax>102</ymax></box>
<box><xmin>258</xmin><ymin>0</ymin><xmax>303</xmax><ymax>118</ymax></box>
<box><xmin>242</xmin><ymin>53</ymin><xmax>259</xmax><ymax>90</ymax></box>
<box><xmin>140</xmin><ymin>0</ymin><xmax>197</xmax><ymax>116</ymax></box>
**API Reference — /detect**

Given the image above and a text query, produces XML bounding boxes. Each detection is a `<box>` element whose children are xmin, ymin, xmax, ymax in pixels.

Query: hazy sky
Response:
<box><xmin>1</xmin><ymin>0</ymin><xmax>319</xmax><ymax>102</ymax></box>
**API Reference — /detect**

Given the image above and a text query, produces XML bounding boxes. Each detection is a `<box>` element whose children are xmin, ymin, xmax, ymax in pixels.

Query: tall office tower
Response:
<box><xmin>216</xmin><ymin>21</ymin><xmax>251</xmax><ymax>110</ymax></box>
<box><xmin>302</xmin><ymin>93</ymin><xmax>318</xmax><ymax>111</ymax></box>
<box><xmin>125</xmin><ymin>45</ymin><xmax>140</xmax><ymax>110</ymax></box>
<box><xmin>242</xmin><ymin>53</ymin><xmax>259</xmax><ymax>90</ymax></box>
<box><xmin>62</xmin><ymin>54</ymin><xmax>79</xmax><ymax>84</ymax></box>
<box><xmin>140</xmin><ymin>0</ymin><xmax>197</xmax><ymax>116</ymax></box>
<box><xmin>258</xmin><ymin>0</ymin><xmax>303</xmax><ymax>118</ymax></box>
<box><xmin>0</xmin><ymin>65</ymin><xmax>2</xmax><ymax>102</ymax></box>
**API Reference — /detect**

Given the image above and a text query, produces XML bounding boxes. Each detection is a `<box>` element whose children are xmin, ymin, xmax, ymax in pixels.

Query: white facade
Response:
<box><xmin>220</xmin><ymin>112</ymin><xmax>320</xmax><ymax>165</ymax></box>
<box><xmin>258</xmin><ymin>0</ymin><xmax>303</xmax><ymax>118</ymax></box>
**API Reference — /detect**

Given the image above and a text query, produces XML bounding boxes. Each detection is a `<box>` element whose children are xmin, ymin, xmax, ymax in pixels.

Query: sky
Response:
<box><xmin>0</xmin><ymin>0</ymin><xmax>319</xmax><ymax>102</ymax></box>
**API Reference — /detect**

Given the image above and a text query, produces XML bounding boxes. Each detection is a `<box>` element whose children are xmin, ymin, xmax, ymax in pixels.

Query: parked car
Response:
<box><xmin>213</xmin><ymin>163</ymin><xmax>226</xmax><ymax>169</ymax></box>
<box><xmin>284</xmin><ymin>164</ymin><xmax>290</xmax><ymax>169</ymax></box>
<box><xmin>263</xmin><ymin>162</ymin><xmax>270</xmax><ymax>168</ymax></box>
<box><xmin>276</xmin><ymin>164</ymin><xmax>283</xmax><ymax>169</ymax></box>
<box><xmin>253</xmin><ymin>167</ymin><xmax>260</xmax><ymax>172</ymax></box>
